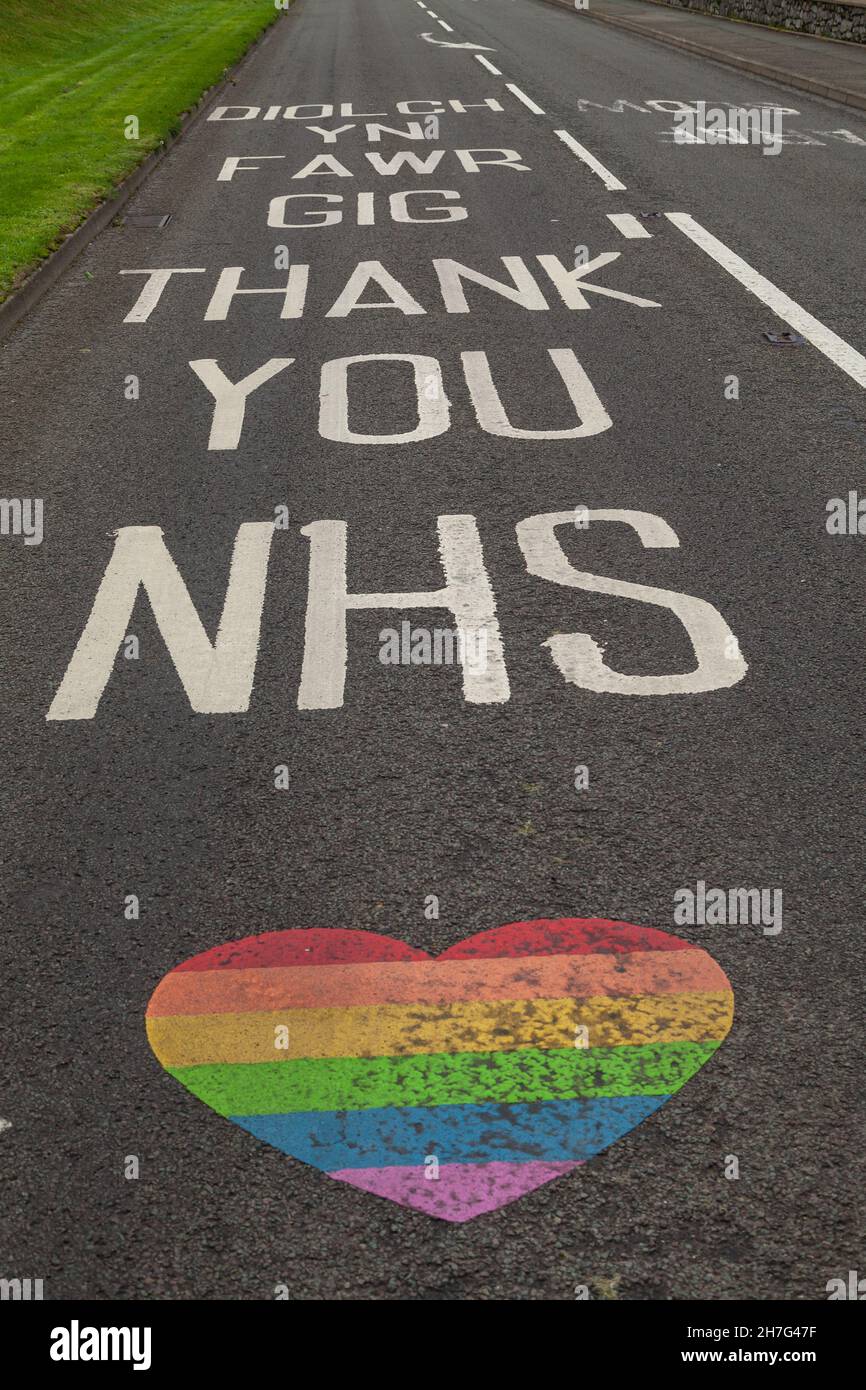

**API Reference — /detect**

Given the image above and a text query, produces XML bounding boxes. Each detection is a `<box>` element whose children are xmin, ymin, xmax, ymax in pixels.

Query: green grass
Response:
<box><xmin>0</xmin><ymin>0</ymin><xmax>281</xmax><ymax>301</ymax></box>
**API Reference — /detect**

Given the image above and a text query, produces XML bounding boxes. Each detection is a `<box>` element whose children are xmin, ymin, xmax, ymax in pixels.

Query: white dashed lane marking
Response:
<box><xmin>506</xmin><ymin>83</ymin><xmax>545</xmax><ymax>115</ymax></box>
<box><xmin>414</xmin><ymin>3</ymin><xmax>629</xmax><ymax>195</ymax></box>
<box><xmin>607</xmin><ymin>213</ymin><xmax>653</xmax><ymax>239</ymax></box>
<box><xmin>555</xmin><ymin>130</ymin><xmax>627</xmax><ymax>191</ymax></box>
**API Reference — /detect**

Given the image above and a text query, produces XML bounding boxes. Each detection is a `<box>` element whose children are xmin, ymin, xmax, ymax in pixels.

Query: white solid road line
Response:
<box><xmin>506</xmin><ymin>82</ymin><xmax>545</xmax><ymax>115</ymax></box>
<box><xmin>555</xmin><ymin>130</ymin><xmax>627</xmax><ymax>192</ymax></box>
<box><xmin>438</xmin><ymin>18</ymin><xmax>454</xmax><ymax>29</ymax></box>
<box><xmin>475</xmin><ymin>53</ymin><xmax>502</xmax><ymax>74</ymax></box>
<box><xmin>607</xmin><ymin>212</ymin><xmax>652</xmax><ymax>239</ymax></box>
<box><xmin>666</xmin><ymin>213</ymin><xmax>866</xmax><ymax>390</ymax></box>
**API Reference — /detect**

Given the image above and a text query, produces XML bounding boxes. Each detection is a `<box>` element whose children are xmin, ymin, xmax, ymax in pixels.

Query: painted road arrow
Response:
<box><xmin>419</xmin><ymin>30</ymin><xmax>495</xmax><ymax>48</ymax></box>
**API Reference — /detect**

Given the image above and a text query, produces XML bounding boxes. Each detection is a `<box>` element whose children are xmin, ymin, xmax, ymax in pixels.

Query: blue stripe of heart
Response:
<box><xmin>230</xmin><ymin>1095</ymin><xmax>667</xmax><ymax>1170</ymax></box>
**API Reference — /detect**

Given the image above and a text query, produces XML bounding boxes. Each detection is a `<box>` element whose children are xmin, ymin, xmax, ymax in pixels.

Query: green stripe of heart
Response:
<box><xmin>168</xmin><ymin>1041</ymin><xmax>720</xmax><ymax>1116</ymax></box>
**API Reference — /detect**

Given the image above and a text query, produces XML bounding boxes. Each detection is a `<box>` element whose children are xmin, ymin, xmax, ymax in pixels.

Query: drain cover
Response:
<box><xmin>764</xmin><ymin>330</ymin><xmax>805</xmax><ymax>346</ymax></box>
<box><xmin>638</xmin><ymin>211</ymin><xmax>662</xmax><ymax>219</ymax></box>
<box><xmin>121</xmin><ymin>213</ymin><xmax>172</xmax><ymax>229</ymax></box>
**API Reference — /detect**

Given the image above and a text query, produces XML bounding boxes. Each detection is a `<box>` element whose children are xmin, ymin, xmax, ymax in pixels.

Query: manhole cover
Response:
<box><xmin>121</xmin><ymin>214</ymin><xmax>172</xmax><ymax>229</ymax></box>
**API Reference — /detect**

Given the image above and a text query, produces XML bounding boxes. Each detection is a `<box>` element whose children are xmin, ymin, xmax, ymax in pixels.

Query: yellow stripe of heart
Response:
<box><xmin>147</xmin><ymin>991</ymin><xmax>733</xmax><ymax>1067</ymax></box>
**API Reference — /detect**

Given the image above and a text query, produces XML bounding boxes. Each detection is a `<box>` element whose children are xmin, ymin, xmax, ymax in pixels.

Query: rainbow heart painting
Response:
<box><xmin>145</xmin><ymin>918</ymin><xmax>734</xmax><ymax>1222</ymax></box>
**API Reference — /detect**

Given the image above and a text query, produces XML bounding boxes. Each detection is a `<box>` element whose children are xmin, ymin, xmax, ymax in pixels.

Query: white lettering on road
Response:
<box><xmin>48</xmin><ymin>509</ymin><xmax>746</xmax><ymax>719</ymax></box>
<box><xmin>324</xmin><ymin>262</ymin><xmax>426</xmax><ymax>317</ymax></box>
<box><xmin>265</xmin><ymin>190</ymin><xmax>467</xmax><ymax>227</ymax></box>
<box><xmin>216</xmin><ymin>149</ymin><xmax>529</xmax><ymax>180</ymax></box>
<box><xmin>365</xmin><ymin>150</ymin><xmax>445</xmax><ymax>175</ymax></box>
<box><xmin>365</xmin><ymin>121</ymin><xmax>426</xmax><ymax>141</ymax></box>
<box><xmin>123</xmin><ymin>251</ymin><xmax>658</xmax><ymax>321</ymax></box>
<box><xmin>391</xmin><ymin>189</ymin><xmax>467</xmax><ymax>222</ymax></box>
<box><xmin>318</xmin><ymin>354</ymin><xmax>448</xmax><ymax>443</ymax></box>
<box><xmin>305</xmin><ymin>124</ymin><xmax>357</xmax><ymax>144</ymax></box>
<box><xmin>216</xmin><ymin>154</ymin><xmax>285</xmax><ymax>180</ymax></box>
<box><xmin>297</xmin><ymin>516</ymin><xmax>509</xmax><ymax>709</ymax></box>
<box><xmin>291</xmin><ymin>153</ymin><xmax>355</xmax><ymax>178</ymax></box>
<box><xmin>189</xmin><ymin>358</ymin><xmax>294</xmax><ymax>449</ymax></box>
<box><xmin>462</xmin><ymin>349</ymin><xmax>612</xmax><ymax>439</ymax></box>
<box><xmin>453</xmin><ymin>148</ymin><xmax>529</xmax><ymax>172</ymax></box>
<box><xmin>516</xmin><ymin>510</ymin><xmax>747</xmax><ymax>694</ymax></box>
<box><xmin>189</xmin><ymin>349</ymin><xmax>612</xmax><ymax>449</ymax></box>
<box><xmin>536</xmin><ymin>253</ymin><xmax>660</xmax><ymax>309</ymax></box>
<box><xmin>119</xmin><ymin>268</ymin><xmax>205</xmax><ymax>322</ymax></box>
<box><xmin>433</xmin><ymin>256</ymin><xmax>549</xmax><ymax>313</ymax></box>
<box><xmin>817</xmin><ymin>129</ymin><xmax>866</xmax><ymax>145</ymax></box>
<box><xmin>268</xmin><ymin>192</ymin><xmax>343</xmax><ymax>227</ymax></box>
<box><xmin>204</xmin><ymin>265</ymin><xmax>309</xmax><ymax>319</ymax></box>
<box><xmin>46</xmin><ymin>524</ymin><xmax>276</xmax><ymax>720</ymax></box>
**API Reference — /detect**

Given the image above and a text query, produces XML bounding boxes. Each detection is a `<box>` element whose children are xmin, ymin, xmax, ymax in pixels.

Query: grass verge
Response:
<box><xmin>0</xmin><ymin>0</ymin><xmax>281</xmax><ymax>301</ymax></box>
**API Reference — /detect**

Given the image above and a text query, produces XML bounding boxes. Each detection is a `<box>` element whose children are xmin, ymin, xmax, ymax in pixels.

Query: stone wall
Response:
<box><xmin>649</xmin><ymin>0</ymin><xmax>866</xmax><ymax>42</ymax></box>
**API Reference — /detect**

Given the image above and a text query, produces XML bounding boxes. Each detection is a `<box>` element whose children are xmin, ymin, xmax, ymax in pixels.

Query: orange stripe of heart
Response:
<box><xmin>147</xmin><ymin>948</ymin><xmax>729</xmax><ymax>1017</ymax></box>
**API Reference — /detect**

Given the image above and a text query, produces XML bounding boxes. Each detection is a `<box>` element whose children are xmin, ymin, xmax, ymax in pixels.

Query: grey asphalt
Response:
<box><xmin>556</xmin><ymin>0</ymin><xmax>866</xmax><ymax>112</ymax></box>
<box><xmin>1</xmin><ymin>0</ymin><xmax>865</xmax><ymax>1300</ymax></box>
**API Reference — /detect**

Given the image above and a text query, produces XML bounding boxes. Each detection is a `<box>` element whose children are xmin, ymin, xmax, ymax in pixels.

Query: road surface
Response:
<box><xmin>1</xmin><ymin>0</ymin><xmax>864</xmax><ymax>1300</ymax></box>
